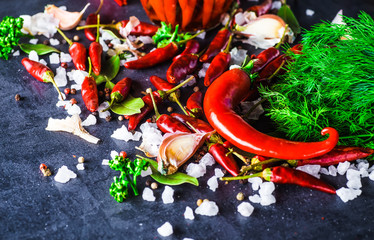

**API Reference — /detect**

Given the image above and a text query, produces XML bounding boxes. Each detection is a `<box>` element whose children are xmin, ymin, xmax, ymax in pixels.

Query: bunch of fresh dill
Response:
<box><xmin>259</xmin><ymin>12</ymin><xmax>374</xmax><ymax>149</ymax></box>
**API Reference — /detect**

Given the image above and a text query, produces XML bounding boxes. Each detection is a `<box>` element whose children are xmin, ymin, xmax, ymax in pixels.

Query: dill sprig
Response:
<box><xmin>259</xmin><ymin>12</ymin><xmax>374</xmax><ymax>150</ymax></box>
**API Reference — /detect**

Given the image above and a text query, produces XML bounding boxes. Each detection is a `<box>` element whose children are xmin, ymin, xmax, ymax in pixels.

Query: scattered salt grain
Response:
<box><xmin>357</xmin><ymin>160</ymin><xmax>369</xmax><ymax>171</ymax></box>
<box><xmin>72</xmin><ymin>70</ymin><xmax>88</xmax><ymax>85</ymax></box>
<box><xmin>157</xmin><ymin>222</ymin><xmax>173</xmax><ymax>237</ymax></box>
<box><xmin>271</xmin><ymin>1</ymin><xmax>282</xmax><ymax>10</ymax></box>
<box><xmin>49</xmin><ymin>52</ymin><xmax>60</xmax><ymax>64</ymax></box>
<box><xmin>101</xmin><ymin>159</ymin><xmax>109</xmax><ymax>165</ymax></box>
<box><xmin>328</xmin><ymin>165</ymin><xmax>338</xmax><ymax>177</ymax></box>
<box><xmin>369</xmin><ymin>171</ymin><xmax>374</xmax><ymax>181</ymax></box>
<box><xmin>184</xmin><ymin>206</ymin><xmax>195</xmax><ymax>220</ymax></box>
<box><xmin>247</xmin><ymin>177</ymin><xmax>262</xmax><ymax>191</ymax></box>
<box><xmin>198</xmin><ymin>63</ymin><xmax>210</xmax><ymax>78</ymax></box>
<box><xmin>347</xmin><ymin>178</ymin><xmax>362</xmax><ymax>190</ymax></box>
<box><xmin>12</xmin><ymin>50</ymin><xmax>20</xmax><ymax>57</ymax></box>
<box><xmin>138</xmin><ymin>36</ymin><xmax>154</xmax><ymax>44</ymax></box>
<box><xmin>98</xmin><ymin>102</ymin><xmax>111</xmax><ymax>119</ymax></box>
<box><xmin>296</xmin><ymin>164</ymin><xmax>321</xmax><ymax>179</ymax></box>
<box><xmin>111</xmin><ymin>125</ymin><xmax>142</xmax><ymax>142</ymax></box>
<box><xmin>248</xmin><ymin>194</ymin><xmax>261</xmax><ymax>203</ymax></box>
<box><xmin>49</xmin><ymin>38</ymin><xmax>60</xmax><ymax>46</ymax></box>
<box><xmin>214</xmin><ymin>168</ymin><xmax>225</xmax><ymax>178</ymax></box>
<box><xmin>207</xmin><ymin>176</ymin><xmax>219</xmax><ymax>192</ymax></box>
<box><xmin>67</xmin><ymin>104</ymin><xmax>81</xmax><ymax>115</ymax></box>
<box><xmin>76</xmin><ymin>163</ymin><xmax>85</xmax><ymax>170</ymax></box>
<box><xmin>186</xmin><ymin>163</ymin><xmax>206</xmax><ymax>178</ymax></box>
<box><xmin>138</xmin><ymin>122</ymin><xmax>163</xmax><ymax>157</ymax></box>
<box><xmin>81</xmin><ymin>114</ymin><xmax>97</xmax><ymax>127</ymax></box>
<box><xmin>141</xmin><ymin>167</ymin><xmax>152</xmax><ymax>177</ymax></box>
<box><xmin>70</xmin><ymin>84</ymin><xmax>81</xmax><ymax>91</ymax></box>
<box><xmin>60</xmin><ymin>52</ymin><xmax>72</xmax><ymax>62</ymax></box>
<box><xmin>332</xmin><ymin>10</ymin><xmax>345</xmax><ymax>25</ymax></box>
<box><xmin>54</xmin><ymin>66</ymin><xmax>67</xmax><ymax>87</ymax></box>
<box><xmin>195</xmin><ymin>201</ymin><xmax>219</xmax><ymax>216</ymax></box>
<box><xmin>230</xmin><ymin>47</ymin><xmax>248</xmax><ymax>65</ymax></box>
<box><xmin>29</xmin><ymin>38</ymin><xmax>38</xmax><ymax>44</ymax></box>
<box><xmin>337</xmin><ymin>161</ymin><xmax>350</xmax><ymax>175</ymax></box>
<box><xmin>196</xmin><ymin>31</ymin><xmax>206</xmax><ymax>39</ymax></box>
<box><xmin>320</xmin><ymin>167</ymin><xmax>329</xmax><ymax>175</ymax></box>
<box><xmin>29</xmin><ymin>50</ymin><xmax>39</xmax><ymax>62</ymax></box>
<box><xmin>142</xmin><ymin>187</ymin><xmax>156</xmax><ymax>202</ymax></box>
<box><xmin>99</xmin><ymin>38</ymin><xmax>109</xmax><ymax>52</ymax></box>
<box><xmin>346</xmin><ymin>168</ymin><xmax>360</xmax><ymax>181</ymax></box>
<box><xmin>185</xmin><ymin>75</ymin><xmax>196</xmax><ymax>87</ymax></box>
<box><xmin>162</xmin><ymin>186</ymin><xmax>174</xmax><ymax>204</ymax></box>
<box><xmin>56</xmin><ymin>100</ymin><xmax>70</xmax><ymax>108</ymax></box>
<box><xmin>229</xmin><ymin>64</ymin><xmax>241</xmax><ymax>70</ymax></box>
<box><xmin>359</xmin><ymin>168</ymin><xmax>369</xmax><ymax>178</ymax></box>
<box><xmin>110</xmin><ymin>150</ymin><xmax>119</xmax><ymax>160</ymax></box>
<box><xmin>54</xmin><ymin>165</ymin><xmax>77</xmax><ymax>183</ymax></box>
<box><xmin>306</xmin><ymin>9</ymin><xmax>315</xmax><ymax>16</ymax></box>
<box><xmin>336</xmin><ymin>187</ymin><xmax>361</xmax><ymax>203</ymax></box>
<box><xmin>237</xmin><ymin>202</ymin><xmax>254</xmax><ymax>217</ymax></box>
<box><xmin>199</xmin><ymin>153</ymin><xmax>215</xmax><ymax>167</ymax></box>
<box><xmin>259</xmin><ymin>182</ymin><xmax>275</xmax><ymax>196</ymax></box>
<box><xmin>20</xmin><ymin>13</ymin><xmax>59</xmax><ymax>38</ymax></box>
<box><xmin>368</xmin><ymin>165</ymin><xmax>374</xmax><ymax>174</ymax></box>
<box><xmin>260</xmin><ymin>194</ymin><xmax>276</xmax><ymax>206</ymax></box>
<box><xmin>183</xmin><ymin>238</ymin><xmax>194</xmax><ymax>240</ymax></box>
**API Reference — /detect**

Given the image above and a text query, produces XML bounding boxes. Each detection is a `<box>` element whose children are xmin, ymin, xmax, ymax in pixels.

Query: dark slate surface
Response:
<box><xmin>1</xmin><ymin>0</ymin><xmax>374</xmax><ymax>239</ymax></box>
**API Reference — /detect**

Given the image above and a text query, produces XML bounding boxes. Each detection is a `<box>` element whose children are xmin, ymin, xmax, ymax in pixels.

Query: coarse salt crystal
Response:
<box><xmin>347</xmin><ymin>178</ymin><xmax>362</xmax><ymax>190</ymax></box>
<box><xmin>76</xmin><ymin>163</ymin><xmax>85</xmax><ymax>170</ymax></box>
<box><xmin>162</xmin><ymin>186</ymin><xmax>174</xmax><ymax>204</ymax></box>
<box><xmin>248</xmin><ymin>177</ymin><xmax>262</xmax><ymax>191</ymax></box>
<box><xmin>248</xmin><ymin>194</ymin><xmax>261</xmax><ymax>203</ymax></box>
<box><xmin>336</xmin><ymin>187</ymin><xmax>361</xmax><ymax>203</ymax></box>
<box><xmin>12</xmin><ymin>50</ymin><xmax>20</xmax><ymax>57</ymax></box>
<box><xmin>230</xmin><ymin>47</ymin><xmax>248</xmax><ymax>66</ymax></box>
<box><xmin>337</xmin><ymin>161</ymin><xmax>350</xmax><ymax>175</ymax></box>
<box><xmin>207</xmin><ymin>176</ymin><xmax>218</xmax><ymax>192</ymax></box>
<box><xmin>39</xmin><ymin>59</ymin><xmax>48</xmax><ymax>66</ymax></box>
<box><xmin>332</xmin><ymin>10</ymin><xmax>345</xmax><ymax>25</ymax></box>
<box><xmin>328</xmin><ymin>165</ymin><xmax>338</xmax><ymax>176</ymax></box>
<box><xmin>360</xmin><ymin>168</ymin><xmax>369</xmax><ymax>178</ymax></box>
<box><xmin>198</xmin><ymin>63</ymin><xmax>210</xmax><ymax>78</ymax></box>
<box><xmin>49</xmin><ymin>52</ymin><xmax>60</xmax><ymax>64</ymax></box>
<box><xmin>271</xmin><ymin>1</ymin><xmax>282</xmax><ymax>10</ymax></box>
<box><xmin>111</xmin><ymin>125</ymin><xmax>142</xmax><ymax>142</ymax></box>
<box><xmin>141</xmin><ymin>167</ymin><xmax>152</xmax><ymax>177</ymax></box>
<box><xmin>320</xmin><ymin>167</ymin><xmax>330</xmax><ymax>175</ymax></box>
<box><xmin>184</xmin><ymin>206</ymin><xmax>195</xmax><ymax>220</ymax></box>
<box><xmin>195</xmin><ymin>201</ymin><xmax>219</xmax><ymax>216</ymax></box>
<box><xmin>186</xmin><ymin>163</ymin><xmax>206</xmax><ymax>178</ymax></box>
<box><xmin>54</xmin><ymin>66</ymin><xmax>67</xmax><ymax>87</ymax></box>
<box><xmin>199</xmin><ymin>153</ymin><xmax>215</xmax><ymax>167</ymax></box>
<box><xmin>346</xmin><ymin>169</ymin><xmax>360</xmax><ymax>181</ymax></box>
<box><xmin>70</xmin><ymin>84</ymin><xmax>81</xmax><ymax>91</ymax></box>
<box><xmin>110</xmin><ymin>150</ymin><xmax>119</xmax><ymax>160</ymax></box>
<box><xmin>81</xmin><ymin>114</ymin><xmax>97</xmax><ymax>126</ymax></box>
<box><xmin>369</xmin><ymin>171</ymin><xmax>374</xmax><ymax>181</ymax></box>
<box><xmin>306</xmin><ymin>9</ymin><xmax>315</xmax><ymax>16</ymax></box>
<box><xmin>296</xmin><ymin>165</ymin><xmax>321</xmax><ymax>179</ymax></box>
<box><xmin>142</xmin><ymin>187</ymin><xmax>156</xmax><ymax>202</ymax></box>
<box><xmin>72</xmin><ymin>70</ymin><xmax>88</xmax><ymax>85</ymax></box>
<box><xmin>29</xmin><ymin>50</ymin><xmax>39</xmax><ymax>62</ymax></box>
<box><xmin>67</xmin><ymin>104</ymin><xmax>81</xmax><ymax>115</ymax></box>
<box><xmin>196</xmin><ymin>31</ymin><xmax>206</xmax><ymax>39</ymax></box>
<box><xmin>157</xmin><ymin>222</ymin><xmax>173</xmax><ymax>237</ymax></box>
<box><xmin>259</xmin><ymin>182</ymin><xmax>275</xmax><ymax>196</ymax></box>
<box><xmin>214</xmin><ymin>168</ymin><xmax>225</xmax><ymax>178</ymax></box>
<box><xmin>60</xmin><ymin>52</ymin><xmax>72</xmax><ymax>62</ymax></box>
<box><xmin>260</xmin><ymin>194</ymin><xmax>276</xmax><ymax>206</ymax></box>
<box><xmin>138</xmin><ymin>122</ymin><xmax>163</xmax><ymax>157</ymax></box>
<box><xmin>138</xmin><ymin>36</ymin><xmax>153</xmax><ymax>44</ymax></box>
<box><xmin>49</xmin><ymin>38</ymin><xmax>60</xmax><ymax>46</ymax></box>
<box><xmin>54</xmin><ymin>165</ymin><xmax>77</xmax><ymax>183</ymax></box>
<box><xmin>98</xmin><ymin>103</ymin><xmax>111</xmax><ymax>119</ymax></box>
<box><xmin>356</xmin><ymin>160</ymin><xmax>369</xmax><ymax>171</ymax></box>
<box><xmin>237</xmin><ymin>202</ymin><xmax>254</xmax><ymax>217</ymax></box>
<box><xmin>99</xmin><ymin>38</ymin><xmax>109</xmax><ymax>52</ymax></box>
<box><xmin>101</xmin><ymin>159</ymin><xmax>109</xmax><ymax>165</ymax></box>
<box><xmin>29</xmin><ymin>38</ymin><xmax>38</xmax><ymax>44</ymax></box>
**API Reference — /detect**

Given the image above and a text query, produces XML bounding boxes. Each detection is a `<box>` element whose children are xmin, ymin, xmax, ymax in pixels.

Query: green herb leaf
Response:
<box><xmin>93</xmin><ymin>55</ymin><xmax>120</xmax><ymax>85</ymax></box>
<box><xmin>19</xmin><ymin>43</ymin><xmax>60</xmax><ymax>55</ymax></box>
<box><xmin>110</xmin><ymin>95</ymin><xmax>144</xmax><ymax>115</ymax></box>
<box><xmin>145</xmin><ymin>158</ymin><xmax>199</xmax><ymax>186</ymax></box>
<box><xmin>278</xmin><ymin>4</ymin><xmax>301</xmax><ymax>35</ymax></box>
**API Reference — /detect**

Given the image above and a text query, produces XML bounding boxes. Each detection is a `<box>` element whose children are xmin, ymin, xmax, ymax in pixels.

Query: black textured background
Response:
<box><xmin>1</xmin><ymin>0</ymin><xmax>374</xmax><ymax>239</ymax></box>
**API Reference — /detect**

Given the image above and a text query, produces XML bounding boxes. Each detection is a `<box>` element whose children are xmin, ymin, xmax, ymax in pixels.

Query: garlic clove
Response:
<box><xmin>45</xmin><ymin>3</ymin><xmax>90</xmax><ymax>31</ymax></box>
<box><xmin>236</xmin><ymin>14</ymin><xmax>286</xmax><ymax>39</ymax></box>
<box><xmin>157</xmin><ymin>132</ymin><xmax>209</xmax><ymax>175</ymax></box>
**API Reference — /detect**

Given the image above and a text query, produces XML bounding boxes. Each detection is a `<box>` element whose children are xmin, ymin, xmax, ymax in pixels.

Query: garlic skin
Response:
<box><xmin>157</xmin><ymin>132</ymin><xmax>210</xmax><ymax>175</ymax></box>
<box><xmin>45</xmin><ymin>4</ymin><xmax>90</xmax><ymax>30</ymax></box>
<box><xmin>46</xmin><ymin>114</ymin><xmax>100</xmax><ymax>144</ymax></box>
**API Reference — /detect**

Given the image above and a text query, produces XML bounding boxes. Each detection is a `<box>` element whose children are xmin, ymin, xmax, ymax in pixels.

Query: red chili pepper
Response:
<box><xmin>204</xmin><ymin>34</ymin><xmax>233</xmax><ymax>86</ymax></box>
<box><xmin>200</xmin><ymin>28</ymin><xmax>231</xmax><ymax>63</ymax></box>
<box><xmin>173</xmin><ymin>39</ymin><xmax>200</xmax><ymax>62</ymax></box>
<box><xmin>179</xmin><ymin>0</ymin><xmax>198</xmax><ymax>30</ymax></box>
<box><xmin>292</xmin><ymin>146</ymin><xmax>374</xmax><ymax>167</ymax></box>
<box><xmin>157</xmin><ymin>114</ymin><xmax>192</xmax><ymax>134</ymax></box>
<box><xmin>166</xmin><ymin>53</ymin><xmax>199</xmax><ymax>84</ymax></box>
<box><xmin>81</xmin><ymin>76</ymin><xmax>99</xmax><ymax>112</ymax></box>
<box><xmin>171</xmin><ymin>113</ymin><xmax>214</xmax><ymax>134</ymax></box>
<box><xmin>128</xmin><ymin>91</ymin><xmax>162</xmax><ymax>131</ymax></box>
<box><xmin>150</xmin><ymin>75</ymin><xmax>175</xmax><ymax>92</ymax></box>
<box><xmin>113</xmin><ymin>0</ymin><xmax>127</xmax><ymax>6</ymax></box>
<box><xmin>149</xmin><ymin>0</ymin><xmax>167</xmax><ymax>23</ymax></box>
<box><xmin>124</xmin><ymin>42</ymin><xmax>179</xmax><ymax>69</ymax></box>
<box><xmin>21</xmin><ymin>58</ymin><xmax>64</xmax><ymax>100</ymax></box>
<box><xmin>103</xmin><ymin>77</ymin><xmax>132</xmax><ymax>111</ymax></box>
<box><xmin>210</xmin><ymin>0</ymin><xmax>230</xmax><ymax>27</ymax></box>
<box><xmin>88</xmin><ymin>15</ymin><xmax>103</xmax><ymax>76</ymax></box>
<box><xmin>209</xmin><ymin>143</ymin><xmax>240</xmax><ymax>177</ymax></box>
<box><xmin>251</xmin><ymin>47</ymin><xmax>280</xmax><ymax>73</ymax></box>
<box><xmin>203</xmin><ymin>61</ymin><xmax>339</xmax><ymax>160</ymax></box>
<box><xmin>186</xmin><ymin>91</ymin><xmax>203</xmax><ymax>117</ymax></box>
<box><xmin>222</xmin><ymin>141</ymin><xmax>233</xmax><ymax>149</ymax></box>
<box><xmin>247</xmin><ymin>0</ymin><xmax>273</xmax><ymax>17</ymax></box>
<box><xmin>57</xmin><ymin>28</ymin><xmax>87</xmax><ymax>71</ymax></box>
<box><xmin>164</xmin><ymin>0</ymin><xmax>177</xmax><ymax>27</ymax></box>
<box><xmin>264</xmin><ymin>166</ymin><xmax>336</xmax><ymax>194</ymax></box>
<box><xmin>119</xmin><ymin>20</ymin><xmax>159</xmax><ymax>36</ymax></box>
<box><xmin>84</xmin><ymin>0</ymin><xmax>103</xmax><ymax>41</ymax></box>
<box><xmin>202</xmin><ymin>0</ymin><xmax>214</xmax><ymax>29</ymax></box>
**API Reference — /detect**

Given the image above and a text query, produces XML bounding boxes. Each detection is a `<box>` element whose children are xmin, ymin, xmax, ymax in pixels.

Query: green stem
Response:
<box><xmin>170</xmin><ymin>93</ymin><xmax>188</xmax><ymax>115</ymax></box>
<box><xmin>165</xmin><ymin>76</ymin><xmax>195</xmax><ymax>95</ymax></box>
<box><xmin>95</xmin><ymin>14</ymin><xmax>101</xmax><ymax>43</ymax></box>
<box><xmin>88</xmin><ymin>57</ymin><xmax>92</xmax><ymax>76</ymax></box>
<box><xmin>275</xmin><ymin>24</ymin><xmax>289</xmax><ymax>49</ymax></box>
<box><xmin>267</xmin><ymin>60</ymin><xmax>286</xmax><ymax>81</ymax></box>
<box><xmin>240</xmin><ymin>57</ymin><xmax>255</xmax><ymax>76</ymax></box>
<box><xmin>223</xmin><ymin>34</ymin><xmax>233</xmax><ymax>53</ymax></box>
<box><xmin>125</xmin><ymin>173</ymin><xmax>138</xmax><ymax>196</ymax></box>
<box><xmin>146</xmin><ymin>88</ymin><xmax>161</xmax><ymax>119</ymax></box>
<box><xmin>45</xmin><ymin>71</ymin><xmax>64</xmax><ymax>100</ymax></box>
<box><xmin>221</xmin><ymin>171</ymin><xmax>263</xmax><ymax>181</ymax></box>
<box><xmin>178</xmin><ymin>30</ymin><xmax>205</xmax><ymax>45</ymax></box>
<box><xmin>56</xmin><ymin>28</ymin><xmax>72</xmax><ymax>46</ymax></box>
<box><xmin>240</xmin><ymin>158</ymin><xmax>283</xmax><ymax>174</ymax></box>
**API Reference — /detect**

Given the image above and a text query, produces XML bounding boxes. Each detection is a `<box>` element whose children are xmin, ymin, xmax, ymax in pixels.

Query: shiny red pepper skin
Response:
<box><xmin>111</xmin><ymin>77</ymin><xmax>132</xmax><ymax>103</ymax></box>
<box><xmin>186</xmin><ymin>91</ymin><xmax>203</xmax><ymax>117</ymax></box>
<box><xmin>204</xmin><ymin>51</ymin><xmax>231</xmax><ymax>86</ymax></box>
<box><xmin>247</xmin><ymin>0</ymin><xmax>273</xmax><ymax>17</ymax></box>
<box><xmin>200</xmin><ymin>28</ymin><xmax>231</xmax><ymax>63</ymax></box>
<box><xmin>85</xmin><ymin>13</ymin><xmax>98</xmax><ymax>41</ymax></box>
<box><xmin>252</xmin><ymin>47</ymin><xmax>280</xmax><ymax>73</ymax></box>
<box><xmin>81</xmin><ymin>76</ymin><xmax>99</xmax><ymax>112</ymax></box>
<box><xmin>203</xmin><ymin>68</ymin><xmax>339</xmax><ymax>159</ymax></box>
<box><xmin>21</xmin><ymin>58</ymin><xmax>53</xmax><ymax>83</ymax></box>
<box><xmin>171</xmin><ymin>113</ymin><xmax>214</xmax><ymax>133</ymax></box>
<box><xmin>128</xmin><ymin>92</ymin><xmax>162</xmax><ymax>131</ymax></box>
<box><xmin>89</xmin><ymin>42</ymin><xmax>103</xmax><ymax>76</ymax></box>
<box><xmin>266</xmin><ymin>166</ymin><xmax>336</xmax><ymax>194</ymax></box>
<box><xmin>124</xmin><ymin>42</ymin><xmax>179</xmax><ymax>69</ymax></box>
<box><xmin>119</xmin><ymin>20</ymin><xmax>158</xmax><ymax>36</ymax></box>
<box><xmin>69</xmin><ymin>42</ymin><xmax>87</xmax><ymax>71</ymax></box>
<box><xmin>150</xmin><ymin>75</ymin><xmax>175</xmax><ymax>92</ymax></box>
<box><xmin>173</xmin><ymin>39</ymin><xmax>200</xmax><ymax>62</ymax></box>
<box><xmin>179</xmin><ymin>0</ymin><xmax>197</xmax><ymax>30</ymax></box>
<box><xmin>209</xmin><ymin>143</ymin><xmax>240</xmax><ymax>177</ymax></box>
<box><xmin>157</xmin><ymin>114</ymin><xmax>192</xmax><ymax>134</ymax></box>
<box><xmin>166</xmin><ymin>53</ymin><xmax>199</xmax><ymax>84</ymax></box>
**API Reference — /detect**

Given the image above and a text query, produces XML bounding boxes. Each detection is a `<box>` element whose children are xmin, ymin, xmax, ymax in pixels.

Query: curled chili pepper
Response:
<box><xmin>186</xmin><ymin>91</ymin><xmax>203</xmax><ymax>117</ymax></box>
<box><xmin>88</xmin><ymin>15</ymin><xmax>103</xmax><ymax>76</ymax></box>
<box><xmin>199</xmin><ymin>27</ymin><xmax>231</xmax><ymax>63</ymax></box>
<box><xmin>84</xmin><ymin>0</ymin><xmax>103</xmax><ymax>41</ymax></box>
<box><xmin>173</xmin><ymin>39</ymin><xmax>200</xmax><ymax>62</ymax></box>
<box><xmin>251</xmin><ymin>47</ymin><xmax>280</xmax><ymax>73</ymax></box>
<box><xmin>203</xmin><ymin>59</ymin><xmax>339</xmax><ymax>160</ymax></box>
<box><xmin>171</xmin><ymin>113</ymin><xmax>214</xmax><ymax>134</ymax></box>
<box><xmin>21</xmin><ymin>57</ymin><xmax>64</xmax><ymax>100</ymax></box>
<box><xmin>209</xmin><ymin>143</ymin><xmax>240</xmax><ymax>177</ymax></box>
<box><xmin>204</xmin><ymin>34</ymin><xmax>233</xmax><ymax>86</ymax></box>
<box><xmin>102</xmin><ymin>77</ymin><xmax>132</xmax><ymax>112</ymax></box>
<box><xmin>57</xmin><ymin>28</ymin><xmax>87</xmax><ymax>71</ymax></box>
<box><xmin>166</xmin><ymin>52</ymin><xmax>199</xmax><ymax>84</ymax></box>
<box><xmin>247</xmin><ymin>0</ymin><xmax>273</xmax><ymax>17</ymax></box>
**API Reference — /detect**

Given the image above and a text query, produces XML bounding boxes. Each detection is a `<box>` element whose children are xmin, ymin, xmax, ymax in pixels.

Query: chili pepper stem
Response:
<box><xmin>165</xmin><ymin>76</ymin><xmax>195</xmax><ymax>95</ymax></box>
<box><xmin>221</xmin><ymin>171</ymin><xmax>262</xmax><ymax>181</ymax></box>
<box><xmin>232</xmin><ymin>151</ymin><xmax>250</xmax><ymax>164</ymax></box>
<box><xmin>186</xmin><ymin>121</ymin><xmax>198</xmax><ymax>133</ymax></box>
<box><xmin>275</xmin><ymin>24</ymin><xmax>289</xmax><ymax>49</ymax></box>
<box><xmin>170</xmin><ymin>93</ymin><xmax>189</xmax><ymax>115</ymax></box>
<box><xmin>223</xmin><ymin>34</ymin><xmax>233</xmax><ymax>53</ymax></box>
<box><xmin>146</xmin><ymin>88</ymin><xmax>161</xmax><ymax>118</ymax></box>
<box><xmin>45</xmin><ymin>71</ymin><xmax>64</xmax><ymax>100</ymax></box>
<box><xmin>267</xmin><ymin>60</ymin><xmax>286</xmax><ymax>81</ymax></box>
<box><xmin>95</xmin><ymin>15</ymin><xmax>101</xmax><ymax>43</ymax></box>
<box><xmin>101</xmin><ymin>98</ymin><xmax>115</xmax><ymax>112</ymax></box>
<box><xmin>56</xmin><ymin>28</ymin><xmax>73</xmax><ymax>46</ymax></box>
<box><xmin>177</xmin><ymin>30</ymin><xmax>205</xmax><ymax>46</ymax></box>
<box><xmin>240</xmin><ymin>157</ymin><xmax>283</xmax><ymax>175</ymax></box>
<box><xmin>240</xmin><ymin>57</ymin><xmax>255</xmax><ymax>76</ymax></box>
<box><xmin>95</xmin><ymin>0</ymin><xmax>104</xmax><ymax>15</ymax></box>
